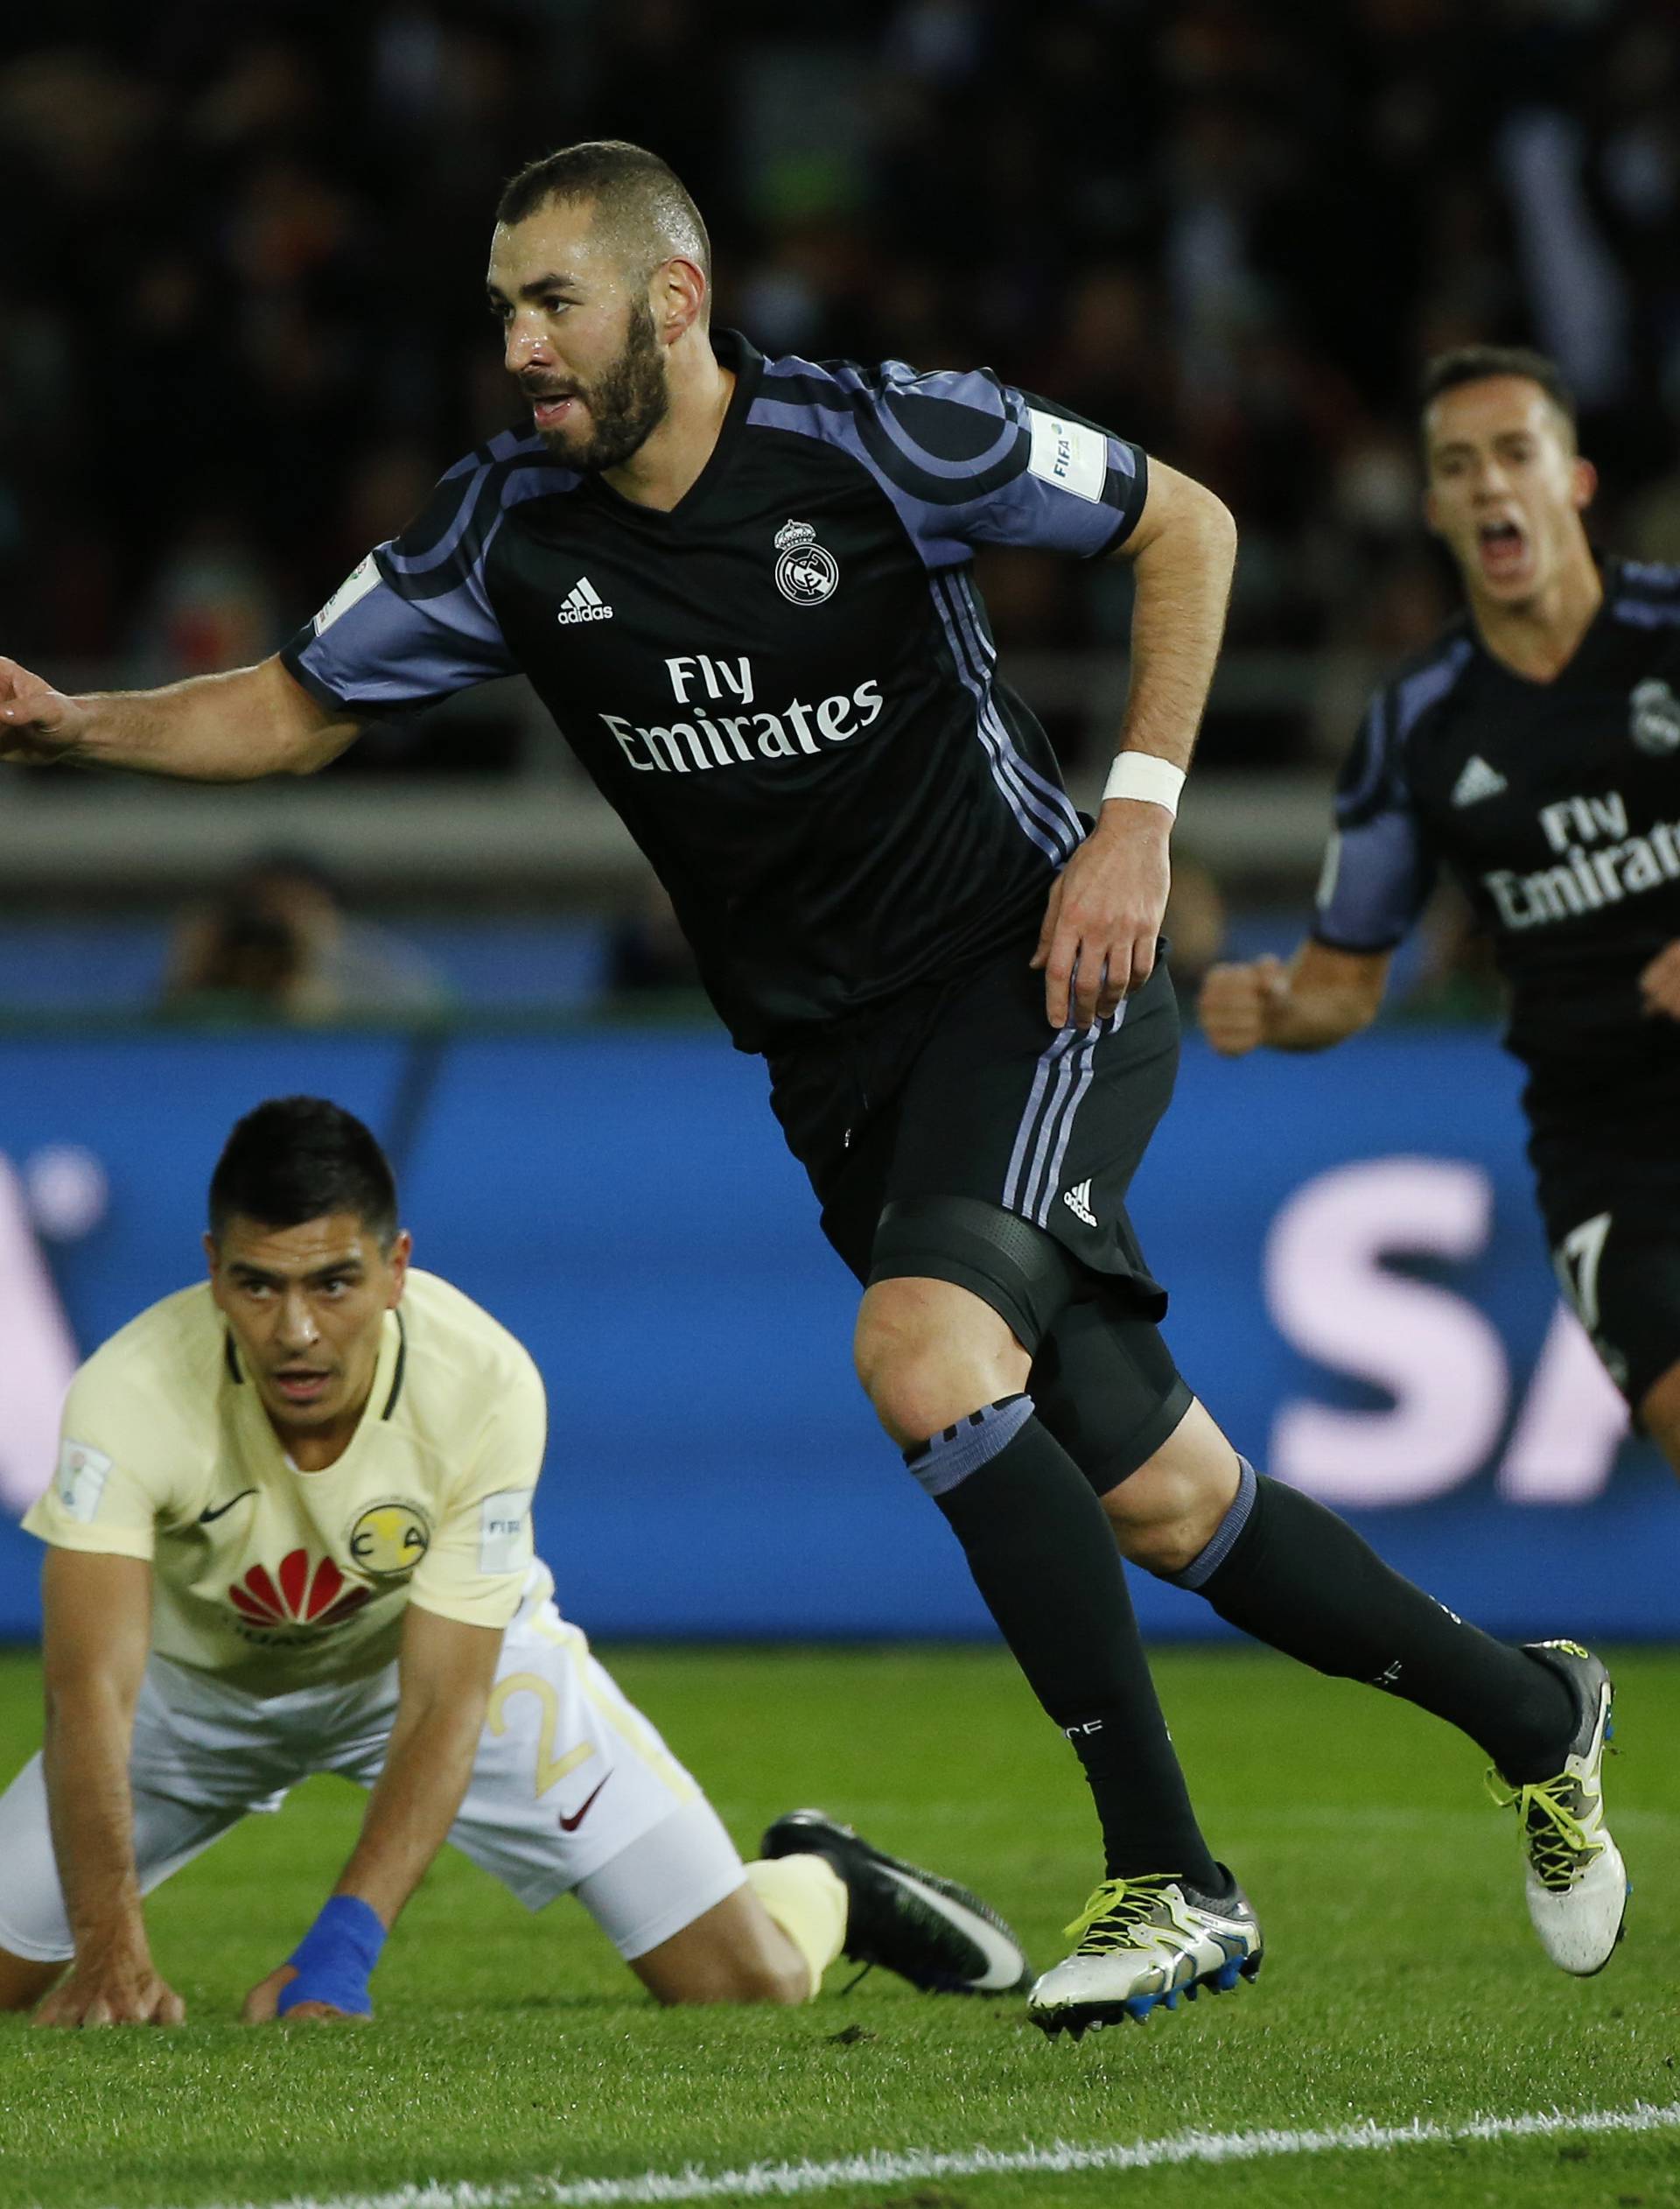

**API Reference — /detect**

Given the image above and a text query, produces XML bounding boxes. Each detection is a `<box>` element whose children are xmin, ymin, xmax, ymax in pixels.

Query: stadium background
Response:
<box><xmin>3</xmin><ymin>0</ymin><xmax>1678</xmax><ymax>1645</ymax></box>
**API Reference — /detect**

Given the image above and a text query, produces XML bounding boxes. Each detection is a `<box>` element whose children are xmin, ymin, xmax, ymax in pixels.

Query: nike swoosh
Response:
<box><xmin>199</xmin><ymin>1489</ymin><xmax>258</xmax><ymax>1525</ymax></box>
<box><xmin>558</xmin><ymin>1775</ymin><xmax>611</xmax><ymax>1833</ymax></box>
<box><xmin>878</xmin><ymin>1865</ymin><xmax>1026</xmax><ymax>1992</ymax></box>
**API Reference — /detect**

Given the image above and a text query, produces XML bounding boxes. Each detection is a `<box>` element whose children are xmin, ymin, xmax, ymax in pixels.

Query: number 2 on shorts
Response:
<box><xmin>1556</xmin><ymin>1211</ymin><xmax>1612</xmax><ymax>1332</ymax></box>
<box><xmin>486</xmin><ymin>1670</ymin><xmax>596</xmax><ymax>1800</ymax></box>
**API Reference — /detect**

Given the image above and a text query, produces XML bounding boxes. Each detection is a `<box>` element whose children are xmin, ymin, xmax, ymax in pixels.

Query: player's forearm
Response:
<box><xmin>1262</xmin><ymin>984</ymin><xmax>1377</xmax><ymax>1051</ymax></box>
<box><xmin>331</xmin><ymin>1687</ymin><xmax>487</xmax><ymax>1926</ymax></box>
<box><xmin>65</xmin><ymin>662</ymin><xmax>355</xmax><ymax>782</ymax></box>
<box><xmin>42</xmin><ymin>1682</ymin><xmax>148</xmax><ymax>1958</ymax></box>
<box><xmin>1110</xmin><ymin>477</ymin><xmax>1236</xmax><ymax>779</ymax></box>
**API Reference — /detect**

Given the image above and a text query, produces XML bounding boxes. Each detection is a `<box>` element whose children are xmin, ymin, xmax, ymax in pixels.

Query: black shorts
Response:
<box><xmin>766</xmin><ymin>934</ymin><xmax>1179</xmax><ymax>1330</ymax></box>
<box><xmin>1530</xmin><ymin>1127</ymin><xmax>1680</xmax><ymax>1409</ymax></box>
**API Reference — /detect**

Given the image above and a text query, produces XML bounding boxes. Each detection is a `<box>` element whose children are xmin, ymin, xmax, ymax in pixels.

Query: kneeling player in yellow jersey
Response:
<box><xmin>0</xmin><ymin>1097</ymin><xmax>1029</xmax><ymax>2027</ymax></box>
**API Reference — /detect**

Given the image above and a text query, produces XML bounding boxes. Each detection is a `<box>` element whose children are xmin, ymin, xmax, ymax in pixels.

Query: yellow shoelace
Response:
<box><xmin>1062</xmin><ymin>1873</ymin><xmax>1182</xmax><ymax>1950</ymax></box>
<box><xmin>1486</xmin><ymin>1769</ymin><xmax>1600</xmax><ymax>1891</ymax></box>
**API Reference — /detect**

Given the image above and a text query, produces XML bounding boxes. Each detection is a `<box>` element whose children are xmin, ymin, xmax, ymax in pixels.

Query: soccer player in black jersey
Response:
<box><xmin>1</xmin><ymin>153</ymin><xmax>1624</xmax><ymax>2030</ymax></box>
<box><xmin>1202</xmin><ymin>345</ymin><xmax>1680</xmax><ymax>1471</ymax></box>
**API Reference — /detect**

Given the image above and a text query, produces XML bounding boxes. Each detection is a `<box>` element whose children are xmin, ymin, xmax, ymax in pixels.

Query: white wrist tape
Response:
<box><xmin>1102</xmin><ymin>752</ymin><xmax>1185</xmax><ymax>817</ymax></box>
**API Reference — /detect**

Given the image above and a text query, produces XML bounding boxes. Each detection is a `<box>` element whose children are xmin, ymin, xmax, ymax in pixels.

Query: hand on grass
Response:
<box><xmin>34</xmin><ymin>1947</ymin><xmax>184</xmax><ymax>2028</ymax></box>
<box><xmin>242</xmin><ymin>1963</ymin><xmax>368</xmax><ymax>2024</ymax></box>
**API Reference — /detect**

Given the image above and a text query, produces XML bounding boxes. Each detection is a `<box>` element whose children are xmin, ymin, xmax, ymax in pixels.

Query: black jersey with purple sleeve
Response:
<box><xmin>1312</xmin><ymin>559</ymin><xmax>1680</xmax><ymax>1123</ymax></box>
<box><xmin>282</xmin><ymin>331</ymin><xmax>1147</xmax><ymax>1050</ymax></box>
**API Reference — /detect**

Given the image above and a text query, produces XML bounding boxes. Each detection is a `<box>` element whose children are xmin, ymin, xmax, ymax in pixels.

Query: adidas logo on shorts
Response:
<box><xmin>1062</xmin><ymin>1179</ymin><xmax>1097</xmax><ymax>1228</ymax></box>
<box><xmin>557</xmin><ymin>577</ymin><xmax>613</xmax><ymax>624</ymax></box>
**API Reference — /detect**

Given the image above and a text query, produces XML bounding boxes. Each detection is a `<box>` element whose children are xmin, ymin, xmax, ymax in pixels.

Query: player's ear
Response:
<box><xmin>203</xmin><ymin>1231</ymin><xmax>220</xmax><ymax>1282</ymax></box>
<box><xmin>385</xmin><ymin>1229</ymin><xmax>413</xmax><ymax>1306</ymax></box>
<box><xmin>657</xmin><ymin>256</ymin><xmax>706</xmax><ymax>346</ymax></box>
<box><xmin>1422</xmin><ymin>483</ymin><xmax>1444</xmax><ymax>536</ymax></box>
<box><xmin>1570</xmin><ymin>454</ymin><xmax>1597</xmax><ymax>515</ymax></box>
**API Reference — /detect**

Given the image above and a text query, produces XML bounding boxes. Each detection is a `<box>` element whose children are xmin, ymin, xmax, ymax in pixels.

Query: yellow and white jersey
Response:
<box><xmin>24</xmin><ymin>1270</ymin><xmax>552</xmax><ymax>1695</ymax></box>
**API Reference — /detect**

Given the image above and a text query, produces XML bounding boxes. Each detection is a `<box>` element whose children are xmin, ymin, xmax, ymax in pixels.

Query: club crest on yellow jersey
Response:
<box><xmin>347</xmin><ymin>1500</ymin><xmax>432</xmax><ymax>1579</ymax></box>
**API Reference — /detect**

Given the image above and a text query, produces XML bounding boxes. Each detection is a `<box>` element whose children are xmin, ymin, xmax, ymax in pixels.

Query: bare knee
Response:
<box><xmin>710</xmin><ymin>1951</ymin><xmax>808</xmax><ymax>2007</ymax></box>
<box><xmin>643</xmin><ymin>1950</ymin><xmax>808</xmax><ymax>2008</ymax></box>
<box><xmin>854</xmin><ymin>1278</ymin><xmax>1029</xmax><ymax>1448</ymax></box>
<box><xmin>629</xmin><ymin>1891</ymin><xmax>811</xmax><ymax>2008</ymax></box>
<box><xmin>0</xmin><ymin>1949</ymin><xmax>61</xmax><ymax>2014</ymax></box>
<box><xmin>1102</xmin><ymin>1399</ymin><xmax>1242</xmax><ymax>1576</ymax></box>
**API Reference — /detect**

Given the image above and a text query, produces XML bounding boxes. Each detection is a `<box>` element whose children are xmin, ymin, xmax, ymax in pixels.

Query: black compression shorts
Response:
<box><xmin>766</xmin><ymin>933</ymin><xmax>1179</xmax><ymax>1327</ymax></box>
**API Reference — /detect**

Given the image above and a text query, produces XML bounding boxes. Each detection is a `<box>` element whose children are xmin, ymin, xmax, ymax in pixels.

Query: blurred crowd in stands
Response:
<box><xmin>3</xmin><ymin>0</ymin><xmax>1678</xmax><ymax>777</ymax></box>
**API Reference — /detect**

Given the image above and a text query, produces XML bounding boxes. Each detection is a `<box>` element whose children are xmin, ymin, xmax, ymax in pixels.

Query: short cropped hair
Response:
<box><xmin>494</xmin><ymin>139</ymin><xmax>710</xmax><ymax>288</ymax></box>
<box><xmin>1420</xmin><ymin>346</ymin><xmax>1578</xmax><ymax>443</ymax></box>
<box><xmin>209</xmin><ymin>1097</ymin><xmax>398</xmax><ymax>1248</ymax></box>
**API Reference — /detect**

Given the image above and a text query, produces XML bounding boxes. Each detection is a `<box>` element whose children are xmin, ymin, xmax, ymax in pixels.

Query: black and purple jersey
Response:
<box><xmin>282</xmin><ymin>331</ymin><xmax>1146</xmax><ymax>1050</ymax></box>
<box><xmin>1312</xmin><ymin>558</ymin><xmax>1680</xmax><ymax>1125</ymax></box>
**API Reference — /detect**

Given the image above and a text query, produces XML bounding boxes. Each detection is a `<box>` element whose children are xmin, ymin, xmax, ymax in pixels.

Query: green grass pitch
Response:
<box><xmin>2</xmin><ymin>1642</ymin><xmax>1678</xmax><ymax>2209</ymax></box>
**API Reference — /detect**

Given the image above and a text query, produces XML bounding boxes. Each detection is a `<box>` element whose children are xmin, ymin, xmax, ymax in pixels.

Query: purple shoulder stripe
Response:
<box><xmin>283</xmin><ymin>437</ymin><xmax>572</xmax><ymax>712</ymax></box>
<box><xmin>751</xmin><ymin>353</ymin><xmax>1145</xmax><ymax>568</ymax></box>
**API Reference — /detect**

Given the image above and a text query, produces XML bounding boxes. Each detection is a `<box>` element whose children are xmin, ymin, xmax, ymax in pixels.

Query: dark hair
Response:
<box><xmin>183</xmin><ymin>900</ymin><xmax>302</xmax><ymax>1001</ymax></box>
<box><xmin>238</xmin><ymin>847</ymin><xmax>343</xmax><ymax>901</ymax></box>
<box><xmin>494</xmin><ymin>139</ymin><xmax>710</xmax><ymax>287</ymax></box>
<box><xmin>1420</xmin><ymin>346</ymin><xmax>1578</xmax><ymax>438</ymax></box>
<box><xmin>209</xmin><ymin>1097</ymin><xmax>398</xmax><ymax>1247</ymax></box>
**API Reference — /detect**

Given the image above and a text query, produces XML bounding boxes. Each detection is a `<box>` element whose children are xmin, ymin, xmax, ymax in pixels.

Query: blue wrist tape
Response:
<box><xmin>276</xmin><ymin>1895</ymin><xmax>387</xmax><ymax>2017</ymax></box>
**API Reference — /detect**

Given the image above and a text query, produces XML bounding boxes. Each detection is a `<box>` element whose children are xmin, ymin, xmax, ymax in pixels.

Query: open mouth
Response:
<box><xmin>529</xmin><ymin>390</ymin><xmax>580</xmax><ymax>430</ymax></box>
<box><xmin>271</xmin><ymin>1370</ymin><xmax>332</xmax><ymax>1406</ymax></box>
<box><xmin>1476</xmin><ymin>517</ymin><xmax>1530</xmax><ymax>581</ymax></box>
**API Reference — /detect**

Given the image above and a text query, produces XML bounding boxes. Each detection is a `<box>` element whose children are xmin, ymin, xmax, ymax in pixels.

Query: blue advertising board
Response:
<box><xmin>0</xmin><ymin>1020</ymin><xmax>1671</xmax><ymax>1644</ymax></box>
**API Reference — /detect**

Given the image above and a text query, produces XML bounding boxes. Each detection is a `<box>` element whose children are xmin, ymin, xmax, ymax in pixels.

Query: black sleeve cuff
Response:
<box><xmin>1308</xmin><ymin>923</ymin><xmax>1404</xmax><ymax>956</ymax></box>
<box><xmin>1091</xmin><ymin>448</ymin><xmax>1150</xmax><ymax>558</ymax></box>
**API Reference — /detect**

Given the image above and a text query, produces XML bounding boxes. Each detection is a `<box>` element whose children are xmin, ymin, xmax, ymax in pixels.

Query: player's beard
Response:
<box><xmin>538</xmin><ymin>298</ymin><xmax>669</xmax><ymax>473</ymax></box>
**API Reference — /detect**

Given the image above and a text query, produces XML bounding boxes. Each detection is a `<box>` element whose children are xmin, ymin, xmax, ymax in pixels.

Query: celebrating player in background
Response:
<box><xmin>0</xmin><ymin>153</ymin><xmax>1624</xmax><ymax>2034</ymax></box>
<box><xmin>0</xmin><ymin>1097</ymin><xmax>1029</xmax><ymax>2026</ymax></box>
<box><xmin>1201</xmin><ymin>346</ymin><xmax>1680</xmax><ymax>1476</ymax></box>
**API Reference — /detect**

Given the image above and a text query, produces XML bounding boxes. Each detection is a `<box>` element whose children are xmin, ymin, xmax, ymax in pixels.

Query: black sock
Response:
<box><xmin>909</xmin><ymin>1399</ymin><xmax>1222</xmax><ymax>1890</ymax></box>
<box><xmin>1176</xmin><ymin>1463</ymin><xmax>1574</xmax><ymax>1782</ymax></box>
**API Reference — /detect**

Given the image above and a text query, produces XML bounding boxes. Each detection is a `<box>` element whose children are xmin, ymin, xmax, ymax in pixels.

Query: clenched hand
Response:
<box><xmin>1198</xmin><ymin>956</ymin><xmax>1288</xmax><ymax>1056</ymax></box>
<box><xmin>1639</xmin><ymin>941</ymin><xmax>1680</xmax><ymax>1021</ymax></box>
<box><xmin>0</xmin><ymin>657</ymin><xmax>88</xmax><ymax>764</ymax></box>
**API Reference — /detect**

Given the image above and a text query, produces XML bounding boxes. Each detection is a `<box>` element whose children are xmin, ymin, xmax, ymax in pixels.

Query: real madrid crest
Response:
<box><xmin>1630</xmin><ymin>678</ymin><xmax>1680</xmax><ymax>758</ymax></box>
<box><xmin>774</xmin><ymin>519</ymin><xmax>838</xmax><ymax>607</ymax></box>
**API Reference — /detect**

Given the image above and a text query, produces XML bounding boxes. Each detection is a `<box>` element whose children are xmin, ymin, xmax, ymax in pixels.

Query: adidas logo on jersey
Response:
<box><xmin>1451</xmin><ymin>754</ymin><xmax>1508</xmax><ymax>807</ymax></box>
<box><xmin>1062</xmin><ymin>1179</ymin><xmax>1097</xmax><ymax>1227</ymax></box>
<box><xmin>556</xmin><ymin>577</ymin><xmax>613</xmax><ymax>624</ymax></box>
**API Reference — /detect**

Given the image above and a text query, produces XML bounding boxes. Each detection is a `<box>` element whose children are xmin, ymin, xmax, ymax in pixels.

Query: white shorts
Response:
<box><xmin>0</xmin><ymin>1597</ymin><xmax>746</xmax><ymax>1966</ymax></box>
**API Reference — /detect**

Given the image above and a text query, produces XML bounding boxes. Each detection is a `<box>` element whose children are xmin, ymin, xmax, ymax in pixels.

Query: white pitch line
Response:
<box><xmin>114</xmin><ymin>2098</ymin><xmax>1680</xmax><ymax>2209</ymax></box>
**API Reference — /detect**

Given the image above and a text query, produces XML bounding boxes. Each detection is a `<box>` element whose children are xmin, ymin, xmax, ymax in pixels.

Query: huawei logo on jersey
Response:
<box><xmin>228</xmin><ymin>1549</ymin><xmax>374</xmax><ymax>1630</ymax></box>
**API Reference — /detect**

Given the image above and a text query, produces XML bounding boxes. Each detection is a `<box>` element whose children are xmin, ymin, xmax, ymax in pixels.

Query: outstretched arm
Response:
<box><xmin>1033</xmin><ymin>459</ymin><xmax>1238</xmax><ymax>1027</ymax></box>
<box><xmin>33</xmin><ymin>1550</ymin><xmax>181</xmax><ymax>2028</ymax></box>
<box><xmin>0</xmin><ymin>653</ymin><xmax>361</xmax><ymax>782</ymax></box>
<box><xmin>242</xmin><ymin>1604</ymin><xmax>503</xmax><ymax>2023</ymax></box>
<box><xmin>1199</xmin><ymin>940</ymin><xmax>1392</xmax><ymax>1056</ymax></box>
